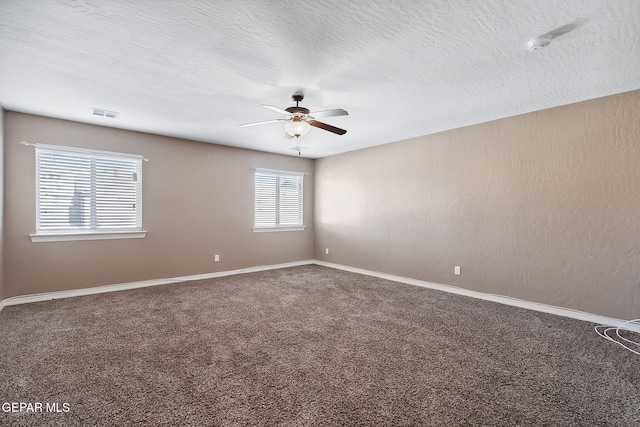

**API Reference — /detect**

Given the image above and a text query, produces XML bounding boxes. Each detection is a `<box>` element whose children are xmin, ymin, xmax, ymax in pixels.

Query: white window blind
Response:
<box><xmin>35</xmin><ymin>145</ymin><xmax>143</xmax><ymax>233</ymax></box>
<box><xmin>254</xmin><ymin>169</ymin><xmax>303</xmax><ymax>229</ymax></box>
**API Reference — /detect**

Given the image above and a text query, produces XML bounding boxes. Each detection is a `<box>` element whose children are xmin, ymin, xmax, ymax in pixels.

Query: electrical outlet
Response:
<box><xmin>214</xmin><ymin>254</ymin><xmax>220</xmax><ymax>262</ymax></box>
<box><xmin>325</xmin><ymin>248</ymin><xmax>329</xmax><ymax>255</ymax></box>
<box><xmin>454</xmin><ymin>266</ymin><xmax>461</xmax><ymax>275</ymax></box>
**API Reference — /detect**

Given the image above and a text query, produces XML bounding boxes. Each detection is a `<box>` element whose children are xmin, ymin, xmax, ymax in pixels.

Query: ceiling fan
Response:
<box><xmin>239</xmin><ymin>94</ymin><xmax>348</xmax><ymax>138</ymax></box>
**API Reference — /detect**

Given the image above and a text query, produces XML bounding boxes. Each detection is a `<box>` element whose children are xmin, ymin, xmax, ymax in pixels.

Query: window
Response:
<box><xmin>254</xmin><ymin>168</ymin><xmax>304</xmax><ymax>231</ymax></box>
<box><xmin>31</xmin><ymin>144</ymin><xmax>145</xmax><ymax>242</ymax></box>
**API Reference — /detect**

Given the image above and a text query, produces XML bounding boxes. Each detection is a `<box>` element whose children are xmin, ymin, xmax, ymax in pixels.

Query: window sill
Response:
<box><xmin>29</xmin><ymin>230</ymin><xmax>147</xmax><ymax>243</ymax></box>
<box><xmin>253</xmin><ymin>226</ymin><xmax>305</xmax><ymax>233</ymax></box>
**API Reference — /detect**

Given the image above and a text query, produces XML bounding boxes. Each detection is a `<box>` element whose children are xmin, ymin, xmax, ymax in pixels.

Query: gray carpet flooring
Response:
<box><xmin>0</xmin><ymin>265</ymin><xmax>638</xmax><ymax>426</ymax></box>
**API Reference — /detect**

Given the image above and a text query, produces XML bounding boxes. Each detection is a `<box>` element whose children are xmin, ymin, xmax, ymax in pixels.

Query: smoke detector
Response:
<box><xmin>527</xmin><ymin>35</ymin><xmax>553</xmax><ymax>51</ymax></box>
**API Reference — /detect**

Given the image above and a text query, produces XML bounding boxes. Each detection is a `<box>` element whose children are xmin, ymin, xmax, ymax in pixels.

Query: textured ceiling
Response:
<box><xmin>1</xmin><ymin>1</ymin><xmax>639</xmax><ymax>158</ymax></box>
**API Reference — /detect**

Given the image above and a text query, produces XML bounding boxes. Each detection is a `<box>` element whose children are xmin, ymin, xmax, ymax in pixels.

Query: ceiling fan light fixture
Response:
<box><xmin>285</xmin><ymin>118</ymin><xmax>310</xmax><ymax>137</ymax></box>
<box><xmin>241</xmin><ymin>94</ymin><xmax>348</xmax><ymax>139</ymax></box>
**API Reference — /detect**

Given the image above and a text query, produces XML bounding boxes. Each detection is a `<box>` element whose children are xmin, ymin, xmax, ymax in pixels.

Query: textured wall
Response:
<box><xmin>315</xmin><ymin>90</ymin><xmax>640</xmax><ymax>319</ymax></box>
<box><xmin>4</xmin><ymin>112</ymin><xmax>314</xmax><ymax>298</ymax></box>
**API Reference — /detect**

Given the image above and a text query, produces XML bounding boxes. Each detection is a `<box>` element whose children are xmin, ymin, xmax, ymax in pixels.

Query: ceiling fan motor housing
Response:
<box><xmin>285</xmin><ymin>106</ymin><xmax>310</xmax><ymax>115</ymax></box>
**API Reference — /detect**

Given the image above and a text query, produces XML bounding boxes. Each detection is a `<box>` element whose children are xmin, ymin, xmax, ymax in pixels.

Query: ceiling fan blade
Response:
<box><xmin>309</xmin><ymin>120</ymin><xmax>347</xmax><ymax>135</ymax></box>
<box><xmin>239</xmin><ymin>118</ymin><xmax>286</xmax><ymax>127</ymax></box>
<box><xmin>261</xmin><ymin>104</ymin><xmax>290</xmax><ymax>115</ymax></box>
<box><xmin>310</xmin><ymin>108</ymin><xmax>349</xmax><ymax>118</ymax></box>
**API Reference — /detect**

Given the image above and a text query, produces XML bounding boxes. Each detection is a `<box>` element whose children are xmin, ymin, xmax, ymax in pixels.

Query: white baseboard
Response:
<box><xmin>313</xmin><ymin>260</ymin><xmax>640</xmax><ymax>333</ymax></box>
<box><xmin>1</xmin><ymin>258</ymin><xmax>637</xmax><ymax>333</ymax></box>
<box><xmin>0</xmin><ymin>259</ymin><xmax>314</xmax><ymax>312</ymax></box>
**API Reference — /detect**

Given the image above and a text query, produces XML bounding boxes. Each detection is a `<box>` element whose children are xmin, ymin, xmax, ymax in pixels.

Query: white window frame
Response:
<box><xmin>29</xmin><ymin>143</ymin><xmax>146</xmax><ymax>242</ymax></box>
<box><xmin>253</xmin><ymin>168</ymin><xmax>305</xmax><ymax>232</ymax></box>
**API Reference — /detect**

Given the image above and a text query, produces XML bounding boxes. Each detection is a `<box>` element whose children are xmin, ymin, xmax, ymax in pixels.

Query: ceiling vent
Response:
<box><xmin>92</xmin><ymin>108</ymin><xmax>119</xmax><ymax>118</ymax></box>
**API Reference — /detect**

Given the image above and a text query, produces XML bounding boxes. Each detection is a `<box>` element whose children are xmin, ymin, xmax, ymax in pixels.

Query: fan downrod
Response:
<box><xmin>286</xmin><ymin>94</ymin><xmax>310</xmax><ymax>115</ymax></box>
<box><xmin>292</xmin><ymin>94</ymin><xmax>304</xmax><ymax>106</ymax></box>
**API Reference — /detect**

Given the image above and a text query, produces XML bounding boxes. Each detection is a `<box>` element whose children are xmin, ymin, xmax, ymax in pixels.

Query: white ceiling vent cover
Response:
<box><xmin>92</xmin><ymin>108</ymin><xmax>119</xmax><ymax>118</ymax></box>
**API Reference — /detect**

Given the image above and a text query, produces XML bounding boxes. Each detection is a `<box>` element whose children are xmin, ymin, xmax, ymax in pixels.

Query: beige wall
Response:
<box><xmin>4</xmin><ymin>112</ymin><xmax>314</xmax><ymax>298</ymax></box>
<box><xmin>4</xmin><ymin>91</ymin><xmax>639</xmax><ymax>319</ymax></box>
<box><xmin>315</xmin><ymin>90</ymin><xmax>640</xmax><ymax>319</ymax></box>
